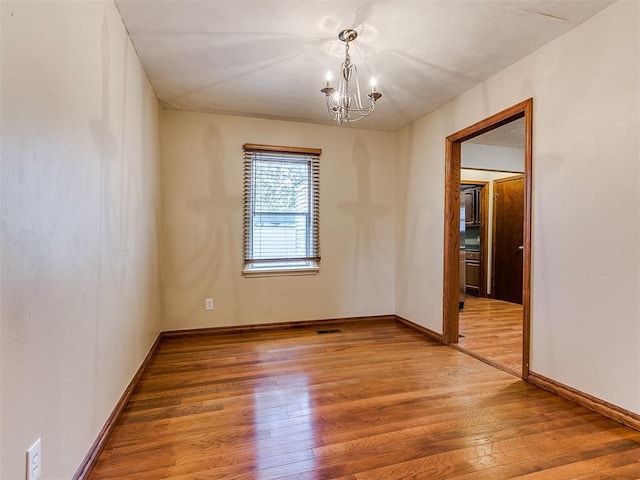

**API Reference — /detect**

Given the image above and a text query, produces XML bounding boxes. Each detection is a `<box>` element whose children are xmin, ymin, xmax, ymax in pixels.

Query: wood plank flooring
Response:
<box><xmin>458</xmin><ymin>296</ymin><xmax>523</xmax><ymax>375</ymax></box>
<box><xmin>88</xmin><ymin>320</ymin><xmax>640</xmax><ymax>479</ymax></box>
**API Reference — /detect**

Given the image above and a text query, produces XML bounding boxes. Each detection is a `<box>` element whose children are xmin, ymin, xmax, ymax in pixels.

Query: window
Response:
<box><xmin>243</xmin><ymin>143</ymin><xmax>321</xmax><ymax>275</ymax></box>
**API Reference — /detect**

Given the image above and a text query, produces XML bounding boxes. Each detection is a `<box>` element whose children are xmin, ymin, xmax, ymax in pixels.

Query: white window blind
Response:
<box><xmin>243</xmin><ymin>144</ymin><xmax>320</xmax><ymax>273</ymax></box>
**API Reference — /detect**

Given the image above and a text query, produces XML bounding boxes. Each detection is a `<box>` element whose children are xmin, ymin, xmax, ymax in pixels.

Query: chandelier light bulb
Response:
<box><xmin>370</xmin><ymin>77</ymin><xmax>377</xmax><ymax>93</ymax></box>
<box><xmin>326</xmin><ymin>71</ymin><xmax>332</xmax><ymax>87</ymax></box>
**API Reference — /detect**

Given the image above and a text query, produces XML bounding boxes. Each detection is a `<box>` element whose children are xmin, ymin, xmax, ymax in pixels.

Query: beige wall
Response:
<box><xmin>462</xmin><ymin>143</ymin><xmax>525</xmax><ymax>172</ymax></box>
<box><xmin>1</xmin><ymin>1</ymin><xmax>161</xmax><ymax>478</ymax></box>
<box><xmin>397</xmin><ymin>1</ymin><xmax>640</xmax><ymax>413</ymax></box>
<box><xmin>160</xmin><ymin>111</ymin><xmax>396</xmax><ymax>330</ymax></box>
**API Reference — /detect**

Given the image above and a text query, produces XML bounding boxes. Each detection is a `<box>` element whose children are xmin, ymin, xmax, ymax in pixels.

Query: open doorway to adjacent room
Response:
<box><xmin>442</xmin><ymin>99</ymin><xmax>532</xmax><ymax>379</ymax></box>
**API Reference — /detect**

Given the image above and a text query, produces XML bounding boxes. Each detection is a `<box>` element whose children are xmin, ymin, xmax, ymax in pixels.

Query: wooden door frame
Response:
<box><xmin>442</xmin><ymin>98</ymin><xmax>533</xmax><ymax>380</ymax></box>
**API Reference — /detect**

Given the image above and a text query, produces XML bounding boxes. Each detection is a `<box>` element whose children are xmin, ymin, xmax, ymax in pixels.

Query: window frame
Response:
<box><xmin>242</xmin><ymin>143</ymin><xmax>321</xmax><ymax>277</ymax></box>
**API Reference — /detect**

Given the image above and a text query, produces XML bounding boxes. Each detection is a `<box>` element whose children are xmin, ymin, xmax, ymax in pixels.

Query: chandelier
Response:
<box><xmin>321</xmin><ymin>29</ymin><xmax>382</xmax><ymax>125</ymax></box>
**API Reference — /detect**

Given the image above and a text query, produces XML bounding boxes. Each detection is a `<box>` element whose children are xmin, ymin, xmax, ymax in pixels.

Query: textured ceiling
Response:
<box><xmin>468</xmin><ymin>117</ymin><xmax>525</xmax><ymax>148</ymax></box>
<box><xmin>115</xmin><ymin>0</ymin><xmax>614</xmax><ymax>131</ymax></box>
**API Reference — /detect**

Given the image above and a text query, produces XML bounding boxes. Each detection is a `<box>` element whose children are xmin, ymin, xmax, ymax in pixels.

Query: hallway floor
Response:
<box><xmin>458</xmin><ymin>296</ymin><xmax>524</xmax><ymax>375</ymax></box>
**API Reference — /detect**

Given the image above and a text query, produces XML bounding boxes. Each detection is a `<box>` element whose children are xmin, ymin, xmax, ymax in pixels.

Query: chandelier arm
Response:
<box><xmin>351</xmin><ymin>65</ymin><xmax>365</xmax><ymax>110</ymax></box>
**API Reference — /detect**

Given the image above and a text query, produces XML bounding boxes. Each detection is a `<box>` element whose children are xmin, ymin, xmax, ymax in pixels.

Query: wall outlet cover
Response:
<box><xmin>205</xmin><ymin>298</ymin><xmax>214</xmax><ymax>310</ymax></box>
<box><xmin>26</xmin><ymin>438</ymin><xmax>41</xmax><ymax>480</ymax></box>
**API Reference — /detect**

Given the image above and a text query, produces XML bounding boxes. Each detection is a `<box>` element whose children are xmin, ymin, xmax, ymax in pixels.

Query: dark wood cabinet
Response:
<box><xmin>463</xmin><ymin>186</ymin><xmax>481</xmax><ymax>225</ymax></box>
<box><xmin>465</xmin><ymin>250</ymin><xmax>481</xmax><ymax>295</ymax></box>
<box><xmin>462</xmin><ymin>182</ymin><xmax>486</xmax><ymax>297</ymax></box>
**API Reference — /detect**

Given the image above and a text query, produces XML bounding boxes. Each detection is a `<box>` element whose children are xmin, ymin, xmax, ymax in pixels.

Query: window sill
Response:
<box><xmin>242</xmin><ymin>266</ymin><xmax>319</xmax><ymax>278</ymax></box>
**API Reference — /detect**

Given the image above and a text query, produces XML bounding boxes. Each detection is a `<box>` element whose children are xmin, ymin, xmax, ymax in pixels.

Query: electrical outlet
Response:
<box><xmin>205</xmin><ymin>298</ymin><xmax>214</xmax><ymax>311</ymax></box>
<box><xmin>26</xmin><ymin>438</ymin><xmax>41</xmax><ymax>480</ymax></box>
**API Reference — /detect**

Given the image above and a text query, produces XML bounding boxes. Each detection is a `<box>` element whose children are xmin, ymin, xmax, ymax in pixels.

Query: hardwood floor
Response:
<box><xmin>88</xmin><ymin>320</ymin><xmax>640</xmax><ymax>479</ymax></box>
<box><xmin>458</xmin><ymin>296</ymin><xmax>523</xmax><ymax>375</ymax></box>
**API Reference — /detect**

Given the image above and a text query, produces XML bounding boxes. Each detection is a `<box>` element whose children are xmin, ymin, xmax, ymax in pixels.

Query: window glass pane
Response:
<box><xmin>252</xmin><ymin>213</ymin><xmax>308</xmax><ymax>259</ymax></box>
<box><xmin>254</xmin><ymin>160</ymin><xmax>308</xmax><ymax>213</ymax></box>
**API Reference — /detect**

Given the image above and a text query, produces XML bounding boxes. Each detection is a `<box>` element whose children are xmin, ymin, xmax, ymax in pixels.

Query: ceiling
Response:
<box><xmin>115</xmin><ymin>0</ymin><xmax>614</xmax><ymax>132</ymax></box>
<box><xmin>467</xmin><ymin>117</ymin><xmax>525</xmax><ymax>148</ymax></box>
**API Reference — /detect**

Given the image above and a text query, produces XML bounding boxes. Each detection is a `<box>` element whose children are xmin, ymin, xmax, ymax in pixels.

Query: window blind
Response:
<box><xmin>243</xmin><ymin>144</ymin><xmax>321</xmax><ymax>270</ymax></box>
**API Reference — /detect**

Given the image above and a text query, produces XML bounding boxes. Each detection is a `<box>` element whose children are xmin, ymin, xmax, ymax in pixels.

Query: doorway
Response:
<box><xmin>459</xmin><ymin>170</ymin><xmax>524</xmax><ymax>375</ymax></box>
<box><xmin>442</xmin><ymin>99</ymin><xmax>532</xmax><ymax>379</ymax></box>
